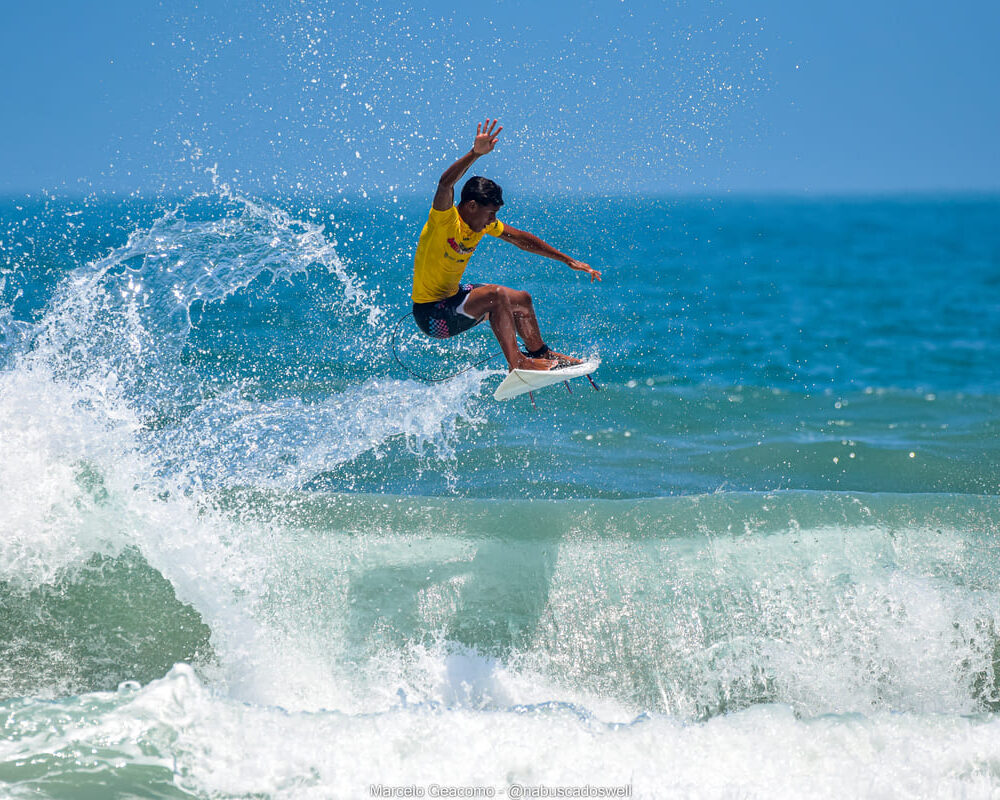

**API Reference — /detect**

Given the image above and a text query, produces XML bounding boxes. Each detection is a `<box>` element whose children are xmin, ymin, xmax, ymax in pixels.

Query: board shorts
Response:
<box><xmin>412</xmin><ymin>283</ymin><xmax>486</xmax><ymax>339</ymax></box>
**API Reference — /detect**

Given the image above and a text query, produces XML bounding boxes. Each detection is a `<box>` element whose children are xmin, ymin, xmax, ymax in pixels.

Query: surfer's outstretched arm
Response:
<box><xmin>432</xmin><ymin>119</ymin><xmax>503</xmax><ymax>211</ymax></box>
<box><xmin>499</xmin><ymin>226</ymin><xmax>603</xmax><ymax>283</ymax></box>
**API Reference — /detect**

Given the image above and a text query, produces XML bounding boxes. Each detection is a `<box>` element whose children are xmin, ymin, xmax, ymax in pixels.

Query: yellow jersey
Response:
<box><xmin>411</xmin><ymin>205</ymin><xmax>504</xmax><ymax>303</ymax></box>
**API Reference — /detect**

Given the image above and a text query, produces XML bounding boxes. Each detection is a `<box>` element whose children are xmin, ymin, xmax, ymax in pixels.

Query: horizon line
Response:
<box><xmin>2</xmin><ymin>187</ymin><xmax>999</xmax><ymax>203</ymax></box>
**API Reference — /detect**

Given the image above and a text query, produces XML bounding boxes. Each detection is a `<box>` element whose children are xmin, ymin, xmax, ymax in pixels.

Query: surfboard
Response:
<box><xmin>494</xmin><ymin>358</ymin><xmax>600</xmax><ymax>401</ymax></box>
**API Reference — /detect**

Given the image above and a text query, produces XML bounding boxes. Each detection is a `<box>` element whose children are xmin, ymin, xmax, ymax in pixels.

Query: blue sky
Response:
<box><xmin>1</xmin><ymin>0</ymin><xmax>997</xmax><ymax>195</ymax></box>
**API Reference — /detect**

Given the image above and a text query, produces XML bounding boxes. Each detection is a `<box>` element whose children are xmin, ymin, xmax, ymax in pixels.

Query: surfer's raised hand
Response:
<box><xmin>473</xmin><ymin>119</ymin><xmax>502</xmax><ymax>155</ymax></box>
<box><xmin>568</xmin><ymin>259</ymin><xmax>602</xmax><ymax>283</ymax></box>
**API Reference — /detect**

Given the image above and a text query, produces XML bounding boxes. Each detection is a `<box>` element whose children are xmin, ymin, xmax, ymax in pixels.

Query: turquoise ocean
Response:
<box><xmin>1</xmin><ymin>188</ymin><xmax>999</xmax><ymax>798</ymax></box>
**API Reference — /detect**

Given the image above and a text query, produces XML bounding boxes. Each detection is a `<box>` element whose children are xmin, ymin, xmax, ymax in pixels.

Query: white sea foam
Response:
<box><xmin>3</xmin><ymin>664</ymin><xmax>1000</xmax><ymax>799</ymax></box>
<box><xmin>0</xmin><ymin>360</ymin><xmax>134</xmax><ymax>585</ymax></box>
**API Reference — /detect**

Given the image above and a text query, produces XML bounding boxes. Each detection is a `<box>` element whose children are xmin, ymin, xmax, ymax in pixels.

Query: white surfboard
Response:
<box><xmin>494</xmin><ymin>358</ymin><xmax>600</xmax><ymax>401</ymax></box>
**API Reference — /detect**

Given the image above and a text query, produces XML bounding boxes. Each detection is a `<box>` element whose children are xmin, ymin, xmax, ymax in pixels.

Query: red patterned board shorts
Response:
<box><xmin>412</xmin><ymin>283</ymin><xmax>486</xmax><ymax>339</ymax></box>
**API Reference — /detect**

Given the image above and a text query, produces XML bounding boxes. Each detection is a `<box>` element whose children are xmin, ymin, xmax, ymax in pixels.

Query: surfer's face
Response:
<box><xmin>459</xmin><ymin>201</ymin><xmax>501</xmax><ymax>232</ymax></box>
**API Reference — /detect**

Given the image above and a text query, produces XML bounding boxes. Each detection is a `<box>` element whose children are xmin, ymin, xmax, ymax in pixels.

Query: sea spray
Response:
<box><xmin>0</xmin><ymin>187</ymin><xmax>490</xmax><ymax>714</ymax></box>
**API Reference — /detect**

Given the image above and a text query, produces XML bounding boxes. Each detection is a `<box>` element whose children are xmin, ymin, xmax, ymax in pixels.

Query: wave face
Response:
<box><xmin>1</xmin><ymin>192</ymin><xmax>999</xmax><ymax>798</ymax></box>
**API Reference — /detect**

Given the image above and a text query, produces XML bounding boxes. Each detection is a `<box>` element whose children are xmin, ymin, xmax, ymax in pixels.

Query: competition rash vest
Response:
<box><xmin>412</xmin><ymin>205</ymin><xmax>504</xmax><ymax>304</ymax></box>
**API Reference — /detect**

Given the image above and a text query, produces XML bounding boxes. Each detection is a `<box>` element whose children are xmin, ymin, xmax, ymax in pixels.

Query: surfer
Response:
<box><xmin>411</xmin><ymin>119</ymin><xmax>601</xmax><ymax>371</ymax></box>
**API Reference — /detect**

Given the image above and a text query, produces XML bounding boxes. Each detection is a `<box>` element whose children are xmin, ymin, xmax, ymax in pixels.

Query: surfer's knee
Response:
<box><xmin>493</xmin><ymin>286</ymin><xmax>513</xmax><ymax>310</ymax></box>
<box><xmin>506</xmin><ymin>288</ymin><xmax>533</xmax><ymax>308</ymax></box>
<box><xmin>470</xmin><ymin>284</ymin><xmax>505</xmax><ymax>312</ymax></box>
<box><xmin>481</xmin><ymin>285</ymin><xmax>515</xmax><ymax>311</ymax></box>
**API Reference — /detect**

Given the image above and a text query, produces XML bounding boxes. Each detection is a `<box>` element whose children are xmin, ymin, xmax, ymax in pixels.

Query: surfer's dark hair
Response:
<box><xmin>460</xmin><ymin>176</ymin><xmax>504</xmax><ymax>207</ymax></box>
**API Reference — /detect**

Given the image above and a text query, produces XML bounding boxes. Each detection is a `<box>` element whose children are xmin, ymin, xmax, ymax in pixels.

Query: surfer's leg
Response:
<box><xmin>463</xmin><ymin>285</ymin><xmax>553</xmax><ymax>371</ymax></box>
<box><xmin>498</xmin><ymin>289</ymin><xmax>581</xmax><ymax>365</ymax></box>
<box><xmin>502</xmin><ymin>288</ymin><xmax>546</xmax><ymax>351</ymax></box>
<box><xmin>501</xmin><ymin>289</ymin><xmax>582</xmax><ymax>366</ymax></box>
<box><xmin>470</xmin><ymin>286</ymin><xmax>547</xmax><ymax>351</ymax></box>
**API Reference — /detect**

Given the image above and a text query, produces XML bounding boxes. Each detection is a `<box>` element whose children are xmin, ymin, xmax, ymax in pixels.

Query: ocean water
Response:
<box><xmin>0</xmin><ymin>188</ymin><xmax>998</xmax><ymax>798</ymax></box>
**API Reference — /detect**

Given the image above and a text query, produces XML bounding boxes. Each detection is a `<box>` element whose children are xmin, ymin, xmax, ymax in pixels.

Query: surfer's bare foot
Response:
<box><xmin>544</xmin><ymin>350</ymin><xmax>582</xmax><ymax>365</ymax></box>
<box><xmin>520</xmin><ymin>346</ymin><xmax>582</xmax><ymax>366</ymax></box>
<box><xmin>512</xmin><ymin>355</ymin><xmax>555</xmax><ymax>371</ymax></box>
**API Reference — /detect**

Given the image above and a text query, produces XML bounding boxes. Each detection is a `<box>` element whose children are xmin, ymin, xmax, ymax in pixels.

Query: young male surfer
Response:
<box><xmin>411</xmin><ymin>119</ymin><xmax>601</xmax><ymax>371</ymax></box>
